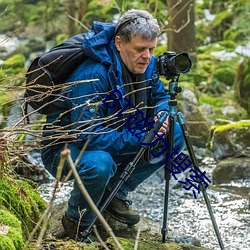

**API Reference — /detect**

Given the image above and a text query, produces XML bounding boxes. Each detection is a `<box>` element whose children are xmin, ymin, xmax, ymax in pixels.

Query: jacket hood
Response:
<box><xmin>82</xmin><ymin>21</ymin><xmax>116</xmax><ymax>65</ymax></box>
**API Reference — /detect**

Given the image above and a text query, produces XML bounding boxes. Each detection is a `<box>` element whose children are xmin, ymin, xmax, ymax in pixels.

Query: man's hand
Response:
<box><xmin>154</xmin><ymin>111</ymin><xmax>169</xmax><ymax>138</ymax></box>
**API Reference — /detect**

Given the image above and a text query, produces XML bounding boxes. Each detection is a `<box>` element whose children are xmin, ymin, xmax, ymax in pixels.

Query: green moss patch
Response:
<box><xmin>0</xmin><ymin>174</ymin><xmax>47</xmax><ymax>239</ymax></box>
<box><xmin>0</xmin><ymin>209</ymin><xmax>24</xmax><ymax>250</ymax></box>
<box><xmin>212</xmin><ymin>120</ymin><xmax>250</xmax><ymax>133</ymax></box>
<box><xmin>106</xmin><ymin>237</ymin><xmax>210</xmax><ymax>250</ymax></box>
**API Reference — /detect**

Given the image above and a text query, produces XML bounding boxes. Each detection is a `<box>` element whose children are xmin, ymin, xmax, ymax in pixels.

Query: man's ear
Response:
<box><xmin>115</xmin><ymin>36</ymin><xmax>122</xmax><ymax>51</ymax></box>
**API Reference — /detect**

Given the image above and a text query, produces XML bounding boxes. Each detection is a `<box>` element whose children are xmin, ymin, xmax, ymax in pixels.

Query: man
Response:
<box><xmin>41</xmin><ymin>9</ymin><xmax>185</xmax><ymax>241</ymax></box>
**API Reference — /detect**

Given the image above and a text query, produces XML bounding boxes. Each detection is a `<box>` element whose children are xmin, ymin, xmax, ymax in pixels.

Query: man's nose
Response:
<box><xmin>142</xmin><ymin>49</ymin><xmax>151</xmax><ymax>59</ymax></box>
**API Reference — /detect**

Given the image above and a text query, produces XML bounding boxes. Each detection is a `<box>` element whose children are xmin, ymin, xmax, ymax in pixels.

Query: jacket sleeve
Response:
<box><xmin>65</xmin><ymin>61</ymin><xmax>146</xmax><ymax>156</ymax></box>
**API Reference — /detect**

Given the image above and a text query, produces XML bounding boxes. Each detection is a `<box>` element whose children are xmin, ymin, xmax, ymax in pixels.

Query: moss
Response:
<box><xmin>199</xmin><ymin>90</ymin><xmax>249</xmax><ymax>121</ymax></box>
<box><xmin>84</xmin><ymin>243</ymin><xmax>100</xmax><ymax>250</ymax></box>
<box><xmin>0</xmin><ymin>235</ymin><xmax>16</xmax><ymax>250</ymax></box>
<box><xmin>0</xmin><ymin>54</ymin><xmax>26</xmax><ymax>86</ymax></box>
<box><xmin>208</xmin><ymin>10</ymin><xmax>234</xmax><ymax>42</ymax></box>
<box><xmin>0</xmin><ymin>91</ymin><xmax>17</xmax><ymax>109</ymax></box>
<box><xmin>0</xmin><ymin>209</ymin><xmax>24</xmax><ymax>249</ymax></box>
<box><xmin>235</xmin><ymin>57</ymin><xmax>250</xmax><ymax>116</ymax></box>
<box><xmin>7</xmin><ymin>228</ymin><xmax>24</xmax><ymax>249</ymax></box>
<box><xmin>105</xmin><ymin>237</ymin><xmax>207</xmax><ymax>250</ymax></box>
<box><xmin>0</xmin><ymin>174</ymin><xmax>47</xmax><ymax>239</ymax></box>
<box><xmin>0</xmin><ymin>209</ymin><xmax>21</xmax><ymax>229</ymax></box>
<box><xmin>1</xmin><ymin>54</ymin><xmax>25</xmax><ymax>69</ymax></box>
<box><xmin>29</xmin><ymin>239</ymin><xmax>98</xmax><ymax>250</ymax></box>
<box><xmin>217</xmin><ymin>40</ymin><xmax>237</xmax><ymax>51</ymax></box>
<box><xmin>209</xmin><ymin>120</ymin><xmax>250</xmax><ymax>150</ymax></box>
<box><xmin>214</xmin><ymin>119</ymin><xmax>232</xmax><ymax>125</ymax></box>
<box><xmin>212</xmin><ymin>120</ymin><xmax>250</xmax><ymax>133</ymax></box>
<box><xmin>213</xmin><ymin>67</ymin><xmax>235</xmax><ymax>86</ymax></box>
<box><xmin>199</xmin><ymin>95</ymin><xmax>224</xmax><ymax>107</ymax></box>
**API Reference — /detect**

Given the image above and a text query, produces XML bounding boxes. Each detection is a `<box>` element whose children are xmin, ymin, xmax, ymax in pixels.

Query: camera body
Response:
<box><xmin>156</xmin><ymin>51</ymin><xmax>192</xmax><ymax>79</ymax></box>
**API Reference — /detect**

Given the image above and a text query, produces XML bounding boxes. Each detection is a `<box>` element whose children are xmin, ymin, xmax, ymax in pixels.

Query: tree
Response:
<box><xmin>66</xmin><ymin>0</ymin><xmax>88</xmax><ymax>36</ymax></box>
<box><xmin>166</xmin><ymin>0</ymin><xmax>196</xmax><ymax>62</ymax></box>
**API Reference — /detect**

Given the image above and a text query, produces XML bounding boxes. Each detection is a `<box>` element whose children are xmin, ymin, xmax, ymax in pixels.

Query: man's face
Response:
<box><xmin>115</xmin><ymin>35</ymin><xmax>157</xmax><ymax>74</ymax></box>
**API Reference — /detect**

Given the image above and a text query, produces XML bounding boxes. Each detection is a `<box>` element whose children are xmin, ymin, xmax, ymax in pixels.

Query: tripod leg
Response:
<box><xmin>177</xmin><ymin>112</ymin><xmax>225</xmax><ymax>250</ymax></box>
<box><xmin>162</xmin><ymin>173</ymin><xmax>171</xmax><ymax>243</ymax></box>
<box><xmin>162</xmin><ymin>114</ymin><xmax>175</xmax><ymax>243</ymax></box>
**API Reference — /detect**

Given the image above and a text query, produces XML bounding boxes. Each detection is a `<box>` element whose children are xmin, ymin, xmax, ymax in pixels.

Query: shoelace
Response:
<box><xmin>123</xmin><ymin>199</ymin><xmax>132</xmax><ymax>209</ymax></box>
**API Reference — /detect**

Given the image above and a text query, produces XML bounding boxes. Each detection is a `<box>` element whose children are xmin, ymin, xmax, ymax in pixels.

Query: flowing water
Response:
<box><xmin>38</xmin><ymin>156</ymin><xmax>250</xmax><ymax>250</ymax></box>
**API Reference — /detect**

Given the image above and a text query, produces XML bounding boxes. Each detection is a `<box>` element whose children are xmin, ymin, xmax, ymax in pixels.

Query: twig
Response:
<box><xmin>134</xmin><ymin>220</ymin><xmax>142</xmax><ymax>250</ymax></box>
<box><xmin>68</xmin><ymin>14</ymin><xmax>89</xmax><ymax>31</ymax></box>
<box><xmin>93</xmin><ymin>225</ymin><xmax>110</xmax><ymax>250</ymax></box>
<box><xmin>61</xmin><ymin>148</ymin><xmax>124</xmax><ymax>250</ymax></box>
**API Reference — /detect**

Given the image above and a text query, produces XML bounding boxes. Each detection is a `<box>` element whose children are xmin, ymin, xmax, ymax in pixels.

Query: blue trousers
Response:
<box><xmin>41</xmin><ymin>123</ymin><xmax>185</xmax><ymax>226</ymax></box>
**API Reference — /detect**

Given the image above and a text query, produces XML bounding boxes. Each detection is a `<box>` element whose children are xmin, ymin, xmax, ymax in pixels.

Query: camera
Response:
<box><xmin>156</xmin><ymin>51</ymin><xmax>192</xmax><ymax>79</ymax></box>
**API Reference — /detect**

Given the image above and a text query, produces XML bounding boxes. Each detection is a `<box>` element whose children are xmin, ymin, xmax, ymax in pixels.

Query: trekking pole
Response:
<box><xmin>81</xmin><ymin>111</ymin><xmax>168</xmax><ymax>241</ymax></box>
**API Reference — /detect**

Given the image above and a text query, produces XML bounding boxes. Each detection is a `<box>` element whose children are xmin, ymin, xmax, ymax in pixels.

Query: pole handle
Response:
<box><xmin>142</xmin><ymin>111</ymin><xmax>168</xmax><ymax>147</ymax></box>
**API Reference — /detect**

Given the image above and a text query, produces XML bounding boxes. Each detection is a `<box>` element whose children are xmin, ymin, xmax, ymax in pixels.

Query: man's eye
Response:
<box><xmin>136</xmin><ymin>48</ymin><xmax>144</xmax><ymax>52</ymax></box>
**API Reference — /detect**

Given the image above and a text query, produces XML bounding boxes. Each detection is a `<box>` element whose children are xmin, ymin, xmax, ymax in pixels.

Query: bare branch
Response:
<box><xmin>62</xmin><ymin>148</ymin><xmax>124</xmax><ymax>250</ymax></box>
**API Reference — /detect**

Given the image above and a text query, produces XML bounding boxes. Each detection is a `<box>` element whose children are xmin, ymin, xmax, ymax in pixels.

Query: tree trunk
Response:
<box><xmin>167</xmin><ymin>0</ymin><xmax>196</xmax><ymax>63</ymax></box>
<box><xmin>78</xmin><ymin>0</ymin><xmax>88</xmax><ymax>20</ymax></box>
<box><xmin>67</xmin><ymin>0</ymin><xmax>77</xmax><ymax>36</ymax></box>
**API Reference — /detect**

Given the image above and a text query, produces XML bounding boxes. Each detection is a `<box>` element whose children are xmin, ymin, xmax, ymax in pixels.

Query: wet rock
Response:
<box><xmin>179</xmin><ymin>100</ymin><xmax>211</xmax><ymax>148</ymax></box>
<box><xmin>213</xmin><ymin>157</ymin><xmax>250</xmax><ymax>184</ymax></box>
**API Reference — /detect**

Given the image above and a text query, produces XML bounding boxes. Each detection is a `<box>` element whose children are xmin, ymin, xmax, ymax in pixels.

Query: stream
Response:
<box><xmin>38</xmin><ymin>154</ymin><xmax>250</xmax><ymax>250</ymax></box>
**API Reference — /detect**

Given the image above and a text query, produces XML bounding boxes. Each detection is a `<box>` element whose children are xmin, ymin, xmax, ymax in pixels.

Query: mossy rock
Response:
<box><xmin>43</xmin><ymin>202</ymin><xmax>211</xmax><ymax>250</ymax></box>
<box><xmin>0</xmin><ymin>209</ymin><xmax>24</xmax><ymax>250</ymax></box>
<box><xmin>0</xmin><ymin>174</ymin><xmax>47</xmax><ymax>239</ymax></box>
<box><xmin>209</xmin><ymin>120</ymin><xmax>250</xmax><ymax>160</ymax></box>
<box><xmin>28</xmin><ymin>237</ymin><xmax>211</xmax><ymax>250</ymax></box>
<box><xmin>199</xmin><ymin>92</ymin><xmax>248</xmax><ymax>122</ymax></box>
<box><xmin>106</xmin><ymin>237</ymin><xmax>211</xmax><ymax>250</ymax></box>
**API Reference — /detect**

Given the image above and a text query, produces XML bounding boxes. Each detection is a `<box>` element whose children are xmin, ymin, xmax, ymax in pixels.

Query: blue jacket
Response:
<box><xmin>44</xmin><ymin>21</ymin><xmax>170</xmax><ymax>156</ymax></box>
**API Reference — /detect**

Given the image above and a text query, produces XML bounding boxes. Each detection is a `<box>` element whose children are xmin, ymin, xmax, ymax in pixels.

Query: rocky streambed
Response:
<box><xmin>38</xmin><ymin>155</ymin><xmax>250</xmax><ymax>250</ymax></box>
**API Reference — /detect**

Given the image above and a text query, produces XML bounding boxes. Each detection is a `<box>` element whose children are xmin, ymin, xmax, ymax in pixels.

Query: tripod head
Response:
<box><xmin>168</xmin><ymin>76</ymin><xmax>182</xmax><ymax>100</ymax></box>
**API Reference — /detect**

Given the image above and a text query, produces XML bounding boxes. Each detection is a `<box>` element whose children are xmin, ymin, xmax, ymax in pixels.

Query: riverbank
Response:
<box><xmin>38</xmin><ymin>155</ymin><xmax>250</xmax><ymax>250</ymax></box>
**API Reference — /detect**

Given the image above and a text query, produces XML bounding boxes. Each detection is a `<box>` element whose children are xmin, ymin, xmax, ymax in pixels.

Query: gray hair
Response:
<box><xmin>115</xmin><ymin>9</ymin><xmax>160</xmax><ymax>43</ymax></box>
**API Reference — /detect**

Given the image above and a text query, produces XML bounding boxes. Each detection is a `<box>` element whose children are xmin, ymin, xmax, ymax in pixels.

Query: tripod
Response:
<box><xmin>161</xmin><ymin>77</ymin><xmax>225</xmax><ymax>249</ymax></box>
<box><xmin>82</xmin><ymin>78</ymin><xmax>225</xmax><ymax>250</ymax></box>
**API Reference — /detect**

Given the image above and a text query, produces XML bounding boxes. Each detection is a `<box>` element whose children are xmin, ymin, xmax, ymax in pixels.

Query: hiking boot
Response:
<box><xmin>105</xmin><ymin>196</ymin><xmax>140</xmax><ymax>225</ymax></box>
<box><xmin>61</xmin><ymin>213</ymin><xmax>97</xmax><ymax>243</ymax></box>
